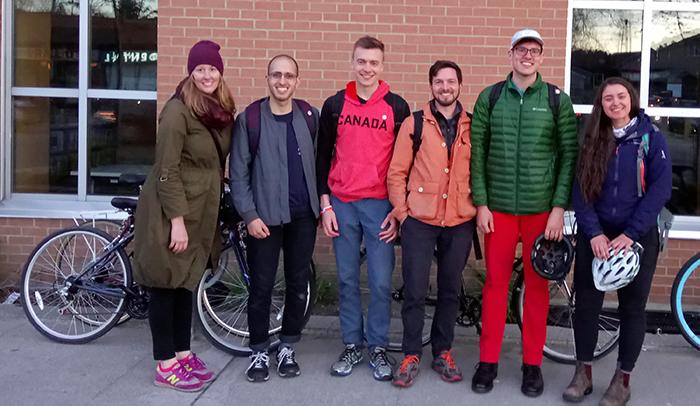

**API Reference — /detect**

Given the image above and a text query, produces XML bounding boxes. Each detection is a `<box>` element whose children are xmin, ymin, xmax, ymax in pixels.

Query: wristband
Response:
<box><xmin>320</xmin><ymin>205</ymin><xmax>333</xmax><ymax>214</ymax></box>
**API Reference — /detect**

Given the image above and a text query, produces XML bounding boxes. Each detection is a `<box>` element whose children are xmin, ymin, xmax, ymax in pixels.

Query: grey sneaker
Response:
<box><xmin>369</xmin><ymin>346</ymin><xmax>393</xmax><ymax>381</ymax></box>
<box><xmin>330</xmin><ymin>344</ymin><xmax>363</xmax><ymax>376</ymax></box>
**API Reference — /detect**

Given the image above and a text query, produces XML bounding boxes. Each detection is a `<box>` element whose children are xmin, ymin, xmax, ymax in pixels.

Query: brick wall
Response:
<box><xmin>1</xmin><ymin>0</ymin><xmax>699</xmax><ymax>310</ymax></box>
<box><xmin>156</xmin><ymin>0</ymin><xmax>569</xmax><ymax>111</ymax></box>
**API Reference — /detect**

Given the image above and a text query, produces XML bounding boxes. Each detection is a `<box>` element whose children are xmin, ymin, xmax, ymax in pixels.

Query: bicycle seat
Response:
<box><xmin>119</xmin><ymin>173</ymin><xmax>147</xmax><ymax>185</ymax></box>
<box><xmin>111</xmin><ymin>197</ymin><xmax>138</xmax><ymax>211</ymax></box>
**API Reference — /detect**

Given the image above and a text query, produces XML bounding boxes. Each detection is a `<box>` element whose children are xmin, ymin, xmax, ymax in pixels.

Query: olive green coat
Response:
<box><xmin>133</xmin><ymin>98</ymin><xmax>231</xmax><ymax>291</ymax></box>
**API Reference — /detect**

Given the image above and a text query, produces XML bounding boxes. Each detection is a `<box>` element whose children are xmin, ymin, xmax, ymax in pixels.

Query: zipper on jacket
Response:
<box><xmin>515</xmin><ymin>95</ymin><xmax>523</xmax><ymax>213</ymax></box>
<box><xmin>612</xmin><ymin>146</ymin><xmax>619</xmax><ymax>216</ymax></box>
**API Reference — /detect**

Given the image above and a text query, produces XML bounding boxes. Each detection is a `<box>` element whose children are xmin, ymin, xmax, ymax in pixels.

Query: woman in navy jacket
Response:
<box><xmin>563</xmin><ymin>77</ymin><xmax>672</xmax><ymax>406</ymax></box>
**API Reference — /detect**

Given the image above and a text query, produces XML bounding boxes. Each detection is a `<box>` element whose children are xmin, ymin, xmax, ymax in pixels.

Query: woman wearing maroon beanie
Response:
<box><xmin>133</xmin><ymin>40</ymin><xmax>235</xmax><ymax>392</ymax></box>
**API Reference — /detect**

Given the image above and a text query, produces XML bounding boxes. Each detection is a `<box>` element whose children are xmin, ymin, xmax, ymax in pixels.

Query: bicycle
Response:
<box><xmin>21</xmin><ymin>178</ymin><xmax>316</xmax><ymax>349</ymax></box>
<box><xmin>195</xmin><ymin>215</ymin><xmax>317</xmax><ymax>356</ymax></box>
<box><xmin>386</xmin><ymin>214</ymin><xmax>623</xmax><ymax>364</ymax></box>
<box><xmin>671</xmin><ymin>252</ymin><xmax>700</xmax><ymax>350</ymax></box>
<box><xmin>20</xmin><ymin>194</ymin><xmax>148</xmax><ymax>343</ymax></box>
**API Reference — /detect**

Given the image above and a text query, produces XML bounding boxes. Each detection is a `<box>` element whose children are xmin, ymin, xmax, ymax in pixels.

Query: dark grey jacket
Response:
<box><xmin>230</xmin><ymin>98</ymin><xmax>320</xmax><ymax>225</ymax></box>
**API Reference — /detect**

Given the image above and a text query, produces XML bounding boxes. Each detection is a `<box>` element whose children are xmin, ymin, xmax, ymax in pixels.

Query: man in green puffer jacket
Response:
<box><xmin>469</xmin><ymin>29</ymin><xmax>578</xmax><ymax>398</ymax></box>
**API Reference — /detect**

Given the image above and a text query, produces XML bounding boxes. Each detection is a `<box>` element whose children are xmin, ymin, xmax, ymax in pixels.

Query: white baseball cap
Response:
<box><xmin>511</xmin><ymin>29</ymin><xmax>544</xmax><ymax>48</ymax></box>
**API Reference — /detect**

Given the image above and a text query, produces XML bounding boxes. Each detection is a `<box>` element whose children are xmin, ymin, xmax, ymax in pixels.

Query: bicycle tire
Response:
<box><xmin>511</xmin><ymin>268</ymin><xmax>620</xmax><ymax>364</ymax></box>
<box><xmin>196</xmin><ymin>245</ymin><xmax>317</xmax><ymax>356</ymax></box>
<box><xmin>21</xmin><ymin>227</ymin><xmax>131</xmax><ymax>344</ymax></box>
<box><xmin>671</xmin><ymin>252</ymin><xmax>700</xmax><ymax>350</ymax></box>
<box><xmin>78</xmin><ymin>220</ymin><xmax>132</xmax><ymax>326</ymax></box>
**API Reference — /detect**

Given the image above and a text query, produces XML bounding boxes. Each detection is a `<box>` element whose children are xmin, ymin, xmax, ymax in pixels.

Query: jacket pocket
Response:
<box><xmin>456</xmin><ymin>182</ymin><xmax>476</xmax><ymax>218</ymax></box>
<box><xmin>407</xmin><ymin>180</ymin><xmax>439</xmax><ymax>221</ymax></box>
<box><xmin>330</xmin><ymin>162</ymin><xmax>381</xmax><ymax>195</ymax></box>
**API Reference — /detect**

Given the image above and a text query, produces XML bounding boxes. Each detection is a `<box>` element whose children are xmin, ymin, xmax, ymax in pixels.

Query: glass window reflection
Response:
<box><xmin>90</xmin><ymin>0</ymin><xmax>158</xmax><ymax>90</ymax></box>
<box><xmin>88</xmin><ymin>99</ymin><xmax>156</xmax><ymax>196</ymax></box>
<box><xmin>13</xmin><ymin>97</ymin><xmax>78</xmax><ymax>194</ymax></box>
<box><xmin>649</xmin><ymin>12</ymin><xmax>700</xmax><ymax>108</ymax></box>
<box><xmin>570</xmin><ymin>9</ymin><xmax>643</xmax><ymax>104</ymax></box>
<box><xmin>654</xmin><ymin>116</ymin><xmax>700</xmax><ymax>215</ymax></box>
<box><xmin>13</xmin><ymin>0</ymin><xmax>79</xmax><ymax>87</ymax></box>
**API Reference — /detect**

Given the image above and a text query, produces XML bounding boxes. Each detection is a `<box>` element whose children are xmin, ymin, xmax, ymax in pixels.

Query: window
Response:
<box><xmin>569</xmin><ymin>0</ymin><xmax>700</xmax><ymax>216</ymax></box>
<box><xmin>7</xmin><ymin>0</ymin><xmax>157</xmax><ymax>202</ymax></box>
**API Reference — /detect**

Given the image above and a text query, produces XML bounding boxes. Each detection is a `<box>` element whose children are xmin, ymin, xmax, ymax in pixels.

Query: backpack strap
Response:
<box><xmin>637</xmin><ymin>132</ymin><xmax>650</xmax><ymax>197</ymax></box>
<box><xmin>487</xmin><ymin>81</ymin><xmax>506</xmax><ymax>116</ymax></box>
<box><xmin>244</xmin><ymin>97</ymin><xmax>267</xmax><ymax>162</ymax></box>
<box><xmin>410</xmin><ymin>110</ymin><xmax>424</xmax><ymax>160</ymax></box>
<box><xmin>546</xmin><ymin>82</ymin><xmax>561</xmax><ymax>124</ymax></box>
<box><xmin>383</xmin><ymin>92</ymin><xmax>408</xmax><ymax>138</ymax></box>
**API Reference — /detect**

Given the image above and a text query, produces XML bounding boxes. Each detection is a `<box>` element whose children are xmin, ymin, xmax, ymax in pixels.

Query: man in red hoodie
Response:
<box><xmin>316</xmin><ymin>36</ymin><xmax>410</xmax><ymax>381</ymax></box>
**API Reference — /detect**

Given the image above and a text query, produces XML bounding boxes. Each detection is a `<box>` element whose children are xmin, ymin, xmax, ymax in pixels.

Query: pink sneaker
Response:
<box><xmin>154</xmin><ymin>361</ymin><xmax>203</xmax><ymax>392</ymax></box>
<box><xmin>180</xmin><ymin>353</ymin><xmax>215</xmax><ymax>382</ymax></box>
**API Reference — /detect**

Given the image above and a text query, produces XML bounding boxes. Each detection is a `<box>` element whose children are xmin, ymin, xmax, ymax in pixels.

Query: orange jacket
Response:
<box><xmin>388</xmin><ymin>103</ymin><xmax>477</xmax><ymax>227</ymax></box>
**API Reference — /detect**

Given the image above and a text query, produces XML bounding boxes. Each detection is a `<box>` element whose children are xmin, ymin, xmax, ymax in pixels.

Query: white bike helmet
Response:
<box><xmin>592</xmin><ymin>243</ymin><xmax>644</xmax><ymax>291</ymax></box>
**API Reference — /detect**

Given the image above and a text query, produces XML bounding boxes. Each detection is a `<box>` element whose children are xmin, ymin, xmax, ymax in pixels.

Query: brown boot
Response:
<box><xmin>599</xmin><ymin>369</ymin><xmax>631</xmax><ymax>406</ymax></box>
<box><xmin>562</xmin><ymin>362</ymin><xmax>592</xmax><ymax>403</ymax></box>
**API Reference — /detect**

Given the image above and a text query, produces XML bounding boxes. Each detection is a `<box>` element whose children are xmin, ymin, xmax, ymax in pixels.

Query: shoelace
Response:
<box><xmin>246</xmin><ymin>352</ymin><xmax>269</xmax><ymax>372</ymax></box>
<box><xmin>278</xmin><ymin>347</ymin><xmax>296</xmax><ymax>365</ymax></box>
<box><xmin>440</xmin><ymin>351</ymin><xmax>457</xmax><ymax>370</ymax></box>
<box><xmin>173</xmin><ymin>362</ymin><xmax>195</xmax><ymax>381</ymax></box>
<box><xmin>339</xmin><ymin>346</ymin><xmax>359</xmax><ymax>363</ymax></box>
<box><xmin>372</xmin><ymin>349</ymin><xmax>390</xmax><ymax>367</ymax></box>
<box><xmin>399</xmin><ymin>355</ymin><xmax>420</xmax><ymax>374</ymax></box>
<box><xmin>185</xmin><ymin>354</ymin><xmax>207</xmax><ymax>370</ymax></box>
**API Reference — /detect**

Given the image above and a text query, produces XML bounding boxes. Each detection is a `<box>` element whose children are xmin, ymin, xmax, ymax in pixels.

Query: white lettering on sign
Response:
<box><xmin>103</xmin><ymin>51</ymin><xmax>157</xmax><ymax>64</ymax></box>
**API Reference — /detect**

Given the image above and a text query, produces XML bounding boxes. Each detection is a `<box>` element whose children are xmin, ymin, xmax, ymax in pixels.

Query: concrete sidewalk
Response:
<box><xmin>1</xmin><ymin>304</ymin><xmax>697</xmax><ymax>406</ymax></box>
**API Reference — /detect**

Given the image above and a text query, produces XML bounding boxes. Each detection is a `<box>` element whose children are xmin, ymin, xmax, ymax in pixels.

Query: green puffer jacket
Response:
<box><xmin>470</xmin><ymin>73</ymin><xmax>578</xmax><ymax>215</ymax></box>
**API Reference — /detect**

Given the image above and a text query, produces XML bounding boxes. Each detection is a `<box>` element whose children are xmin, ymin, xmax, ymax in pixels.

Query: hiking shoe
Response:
<box><xmin>521</xmin><ymin>364</ymin><xmax>544</xmax><ymax>397</ymax></box>
<box><xmin>330</xmin><ymin>344</ymin><xmax>363</xmax><ymax>377</ymax></box>
<box><xmin>154</xmin><ymin>361</ymin><xmax>203</xmax><ymax>392</ymax></box>
<box><xmin>246</xmin><ymin>351</ymin><xmax>270</xmax><ymax>383</ymax></box>
<box><xmin>276</xmin><ymin>346</ymin><xmax>300</xmax><ymax>378</ymax></box>
<box><xmin>471</xmin><ymin>362</ymin><xmax>498</xmax><ymax>393</ymax></box>
<box><xmin>369</xmin><ymin>346</ymin><xmax>393</xmax><ymax>381</ymax></box>
<box><xmin>180</xmin><ymin>353</ymin><xmax>215</xmax><ymax>382</ymax></box>
<box><xmin>431</xmin><ymin>350</ymin><xmax>463</xmax><ymax>382</ymax></box>
<box><xmin>392</xmin><ymin>355</ymin><xmax>420</xmax><ymax>388</ymax></box>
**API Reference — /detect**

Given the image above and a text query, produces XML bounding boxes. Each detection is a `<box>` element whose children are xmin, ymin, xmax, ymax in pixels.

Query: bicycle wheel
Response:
<box><xmin>21</xmin><ymin>227</ymin><xmax>131</xmax><ymax>343</ymax></box>
<box><xmin>671</xmin><ymin>253</ymin><xmax>700</xmax><ymax>350</ymax></box>
<box><xmin>512</xmin><ymin>268</ymin><xmax>620</xmax><ymax>364</ymax></box>
<box><xmin>387</xmin><ymin>248</ymin><xmax>439</xmax><ymax>352</ymax></box>
<box><xmin>196</xmin><ymin>245</ymin><xmax>317</xmax><ymax>356</ymax></box>
<box><xmin>79</xmin><ymin>220</ymin><xmax>132</xmax><ymax>326</ymax></box>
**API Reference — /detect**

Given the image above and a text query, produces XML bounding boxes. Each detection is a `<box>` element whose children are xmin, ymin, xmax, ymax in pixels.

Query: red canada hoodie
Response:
<box><xmin>327</xmin><ymin>81</ymin><xmax>402</xmax><ymax>202</ymax></box>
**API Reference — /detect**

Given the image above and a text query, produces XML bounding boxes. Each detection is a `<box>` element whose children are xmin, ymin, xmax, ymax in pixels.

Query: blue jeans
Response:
<box><xmin>331</xmin><ymin>195</ymin><xmax>394</xmax><ymax>350</ymax></box>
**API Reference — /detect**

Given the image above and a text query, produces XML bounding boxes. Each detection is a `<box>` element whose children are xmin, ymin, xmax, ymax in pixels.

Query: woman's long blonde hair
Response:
<box><xmin>179</xmin><ymin>75</ymin><xmax>236</xmax><ymax>116</ymax></box>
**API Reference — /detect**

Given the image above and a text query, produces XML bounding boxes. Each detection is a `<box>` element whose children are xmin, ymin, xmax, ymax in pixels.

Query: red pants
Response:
<box><xmin>480</xmin><ymin>211</ymin><xmax>550</xmax><ymax>366</ymax></box>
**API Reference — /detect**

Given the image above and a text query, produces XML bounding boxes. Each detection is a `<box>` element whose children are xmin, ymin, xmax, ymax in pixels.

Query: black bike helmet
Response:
<box><xmin>531</xmin><ymin>234</ymin><xmax>574</xmax><ymax>281</ymax></box>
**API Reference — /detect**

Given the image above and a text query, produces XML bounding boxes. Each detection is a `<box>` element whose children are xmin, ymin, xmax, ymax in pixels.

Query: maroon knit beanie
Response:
<box><xmin>187</xmin><ymin>40</ymin><xmax>224</xmax><ymax>75</ymax></box>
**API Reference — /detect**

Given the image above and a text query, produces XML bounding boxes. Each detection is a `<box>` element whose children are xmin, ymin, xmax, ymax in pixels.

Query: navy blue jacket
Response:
<box><xmin>572</xmin><ymin>112</ymin><xmax>672</xmax><ymax>240</ymax></box>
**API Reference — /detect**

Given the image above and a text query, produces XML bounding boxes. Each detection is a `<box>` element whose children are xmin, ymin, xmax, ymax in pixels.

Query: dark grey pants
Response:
<box><xmin>400</xmin><ymin>217</ymin><xmax>474</xmax><ymax>357</ymax></box>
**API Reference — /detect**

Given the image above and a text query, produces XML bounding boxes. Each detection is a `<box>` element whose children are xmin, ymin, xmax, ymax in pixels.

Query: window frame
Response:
<box><xmin>0</xmin><ymin>0</ymin><xmax>157</xmax><ymax>217</ymax></box>
<box><xmin>567</xmin><ymin>0</ymin><xmax>700</xmax><ymax>238</ymax></box>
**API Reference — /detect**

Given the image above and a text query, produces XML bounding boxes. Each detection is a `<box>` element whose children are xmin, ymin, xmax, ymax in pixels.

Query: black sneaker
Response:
<box><xmin>246</xmin><ymin>351</ymin><xmax>270</xmax><ymax>383</ymax></box>
<box><xmin>521</xmin><ymin>364</ymin><xmax>544</xmax><ymax>397</ymax></box>
<box><xmin>276</xmin><ymin>346</ymin><xmax>300</xmax><ymax>378</ymax></box>
<box><xmin>471</xmin><ymin>362</ymin><xmax>498</xmax><ymax>393</ymax></box>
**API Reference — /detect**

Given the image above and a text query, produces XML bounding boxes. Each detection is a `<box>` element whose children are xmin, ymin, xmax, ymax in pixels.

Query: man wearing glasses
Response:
<box><xmin>230</xmin><ymin>54</ymin><xmax>319</xmax><ymax>382</ymax></box>
<box><xmin>469</xmin><ymin>29</ymin><xmax>578</xmax><ymax>397</ymax></box>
